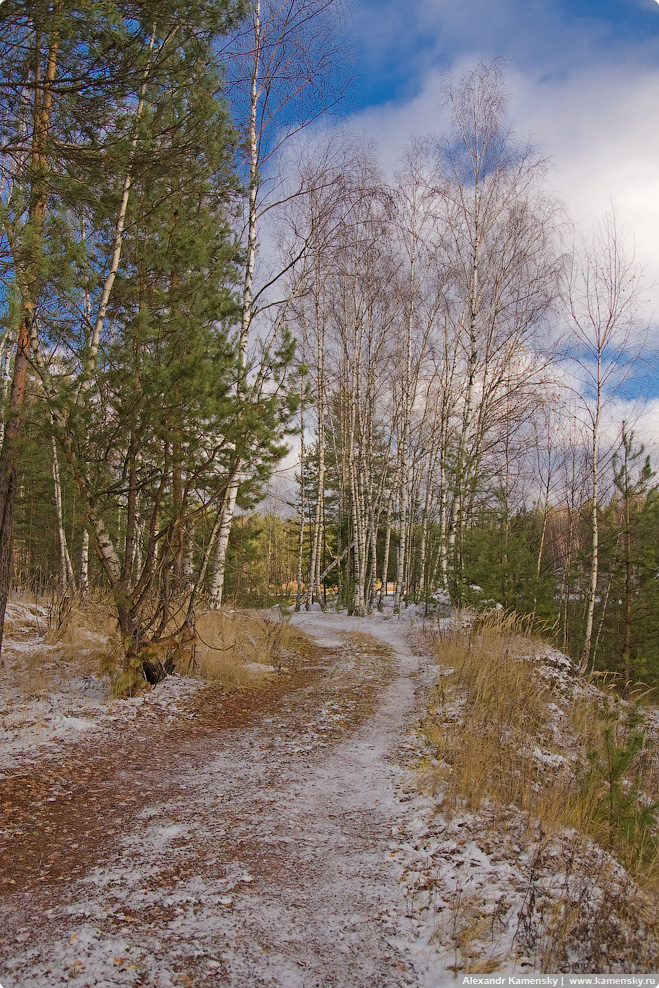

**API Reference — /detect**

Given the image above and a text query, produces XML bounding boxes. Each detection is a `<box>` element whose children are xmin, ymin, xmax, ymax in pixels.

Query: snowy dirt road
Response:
<box><xmin>0</xmin><ymin>611</ymin><xmax>439</xmax><ymax>988</ymax></box>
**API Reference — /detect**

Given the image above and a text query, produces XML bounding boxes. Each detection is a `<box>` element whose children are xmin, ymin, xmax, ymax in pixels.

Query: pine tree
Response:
<box><xmin>0</xmin><ymin>1</ymin><xmax>300</xmax><ymax>682</ymax></box>
<box><xmin>0</xmin><ymin>0</ymin><xmax>244</xmax><ymax>654</ymax></box>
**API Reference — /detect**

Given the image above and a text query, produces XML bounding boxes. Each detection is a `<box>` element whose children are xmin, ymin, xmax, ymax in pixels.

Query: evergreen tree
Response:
<box><xmin>0</xmin><ymin>1</ymin><xmax>300</xmax><ymax>684</ymax></box>
<box><xmin>0</xmin><ymin>0</ymin><xmax>247</xmax><ymax>653</ymax></box>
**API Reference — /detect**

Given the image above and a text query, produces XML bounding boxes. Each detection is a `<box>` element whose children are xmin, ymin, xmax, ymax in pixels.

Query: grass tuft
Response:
<box><xmin>423</xmin><ymin>616</ymin><xmax>552</xmax><ymax>817</ymax></box>
<box><xmin>189</xmin><ymin>609</ymin><xmax>303</xmax><ymax>688</ymax></box>
<box><xmin>419</xmin><ymin>611</ymin><xmax>659</xmax><ymax>970</ymax></box>
<box><xmin>3</xmin><ymin>594</ymin><xmax>313</xmax><ymax>699</ymax></box>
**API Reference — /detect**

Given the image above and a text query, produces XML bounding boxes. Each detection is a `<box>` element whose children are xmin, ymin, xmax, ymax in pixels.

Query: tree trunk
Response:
<box><xmin>0</xmin><ymin>14</ymin><xmax>60</xmax><ymax>656</ymax></box>
<box><xmin>209</xmin><ymin>479</ymin><xmax>237</xmax><ymax>607</ymax></box>
<box><xmin>581</xmin><ymin>411</ymin><xmax>600</xmax><ymax>673</ymax></box>
<box><xmin>393</xmin><ymin>252</ymin><xmax>415</xmax><ymax>615</ymax></box>
<box><xmin>533</xmin><ymin>443</ymin><xmax>552</xmax><ymax>617</ymax></box>
<box><xmin>296</xmin><ymin>399</ymin><xmax>306</xmax><ymax>611</ymax></box>
<box><xmin>80</xmin><ymin>527</ymin><xmax>89</xmax><ymax>597</ymax></box>
<box><xmin>308</xmin><ymin>290</ymin><xmax>326</xmax><ymax>607</ymax></box>
<box><xmin>378</xmin><ymin>501</ymin><xmax>392</xmax><ymax>611</ymax></box>
<box><xmin>211</xmin><ymin>1</ymin><xmax>261</xmax><ymax>603</ymax></box>
<box><xmin>51</xmin><ymin>435</ymin><xmax>76</xmax><ymax>591</ymax></box>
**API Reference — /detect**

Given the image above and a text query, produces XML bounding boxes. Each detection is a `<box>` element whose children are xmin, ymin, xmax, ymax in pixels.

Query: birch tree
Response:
<box><xmin>209</xmin><ymin>0</ymin><xmax>346</xmax><ymax>605</ymax></box>
<box><xmin>429</xmin><ymin>62</ymin><xmax>559</xmax><ymax>600</ymax></box>
<box><xmin>563</xmin><ymin>213</ymin><xmax>645</xmax><ymax>672</ymax></box>
<box><xmin>391</xmin><ymin>143</ymin><xmax>443</xmax><ymax>612</ymax></box>
<box><xmin>334</xmin><ymin>160</ymin><xmax>397</xmax><ymax>614</ymax></box>
<box><xmin>50</xmin><ymin>435</ymin><xmax>75</xmax><ymax>591</ymax></box>
<box><xmin>284</xmin><ymin>142</ymin><xmax>373</xmax><ymax>608</ymax></box>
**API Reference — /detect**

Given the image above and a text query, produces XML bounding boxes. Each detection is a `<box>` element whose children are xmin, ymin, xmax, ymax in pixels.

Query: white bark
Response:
<box><xmin>51</xmin><ymin>435</ymin><xmax>75</xmax><ymax>590</ymax></box>
<box><xmin>210</xmin><ymin>0</ymin><xmax>260</xmax><ymax>605</ymax></box>
<box><xmin>308</xmin><ymin>276</ymin><xmax>326</xmax><ymax>607</ymax></box>
<box><xmin>296</xmin><ymin>391</ymin><xmax>306</xmax><ymax>611</ymax></box>
<box><xmin>0</xmin><ymin>340</ymin><xmax>11</xmax><ymax>445</ymax></box>
<box><xmin>84</xmin><ymin>29</ymin><xmax>156</xmax><ymax>383</ymax></box>
<box><xmin>393</xmin><ymin>271</ymin><xmax>414</xmax><ymax>614</ymax></box>
<box><xmin>209</xmin><ymin>479</ymin><xmax>238</xmax><ymax>607</ymax></box>
<box><xmin>80</xmin><ymin>527</ymin><xmax>89</xmax><ymax>596</ymax></box>
<box><xmin>378</xmin><ymin>498</ymin><xmax>392</xmax><ymax>610</ymax></box>
<box><xmin>563</xmin><ymin>212</ymin><xmax>644</xmax><ymax>673</ymax></box>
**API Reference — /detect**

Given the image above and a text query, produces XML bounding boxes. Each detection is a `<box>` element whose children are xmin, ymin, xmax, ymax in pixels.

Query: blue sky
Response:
<box><xmin>346</xmin><ymin>0</ymin><xmax>659</xmax><ymax>110</ymax></box>
<box><xmin>331</xmin><ymin>0</ymin><xmax>659</xmax><ymax>415</ymax></box>
<box><xmin>337</xmin><ymin>0</ymin><xmax>659</xmax><ymax>282</ymax></box>
<box><xmin>337</xmin><ymin>0</ymin><xmax>659</xmax><ymax>251</ymax></box>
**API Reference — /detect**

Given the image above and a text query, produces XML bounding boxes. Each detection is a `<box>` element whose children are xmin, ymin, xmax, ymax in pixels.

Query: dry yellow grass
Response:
<box><xmin>2</xmin><ymin>596</ymin><xmax>117</xmax><ymax>698</ymax></box>
<box><xmin>423</xmin><ymin>617</ymin><xmax>554</xmax><ymax>818</ymax></box>
<box><xmin>3</xmin><ymin>595</ymin><xmax>309</xmax><ymax>698</ymax></box>
<box><xmin>419</xmin><ymin>612</ymin><xmax>659</xmax><ymax>971</ymax></box>
<box><xmin>45</xmin><ymin>600</ymin><xmax>118</xmax><ymax>662</ymax></box>
<box><xmin>189</xmin><ymin>608</ymin><xmax>302</xmax><ymax>688</ymax></box>
<box><xmin>423</xmin><ymin>611</ymin><xmax>659</xmax><ymax>891</ymax></box>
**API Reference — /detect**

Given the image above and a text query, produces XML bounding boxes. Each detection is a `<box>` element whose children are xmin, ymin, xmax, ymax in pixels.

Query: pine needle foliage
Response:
<box><xmin>0</xmin><ymin>0</ymin><xmax>299</xmax><ymax>677</ymax></box>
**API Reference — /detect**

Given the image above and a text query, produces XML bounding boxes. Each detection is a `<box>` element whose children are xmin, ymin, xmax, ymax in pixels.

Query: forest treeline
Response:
<box><xmin>1</xmin><ymin>4</ymin><xmax>657</xmax><ymax>688</ymax></box>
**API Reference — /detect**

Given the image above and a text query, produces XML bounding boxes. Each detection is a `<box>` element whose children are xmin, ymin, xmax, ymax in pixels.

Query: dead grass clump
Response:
<box><xmin>426</xmin><ymin>621</ymin><xmax>659</xmax><ymax>880</ymax></box>
<box><xmin>2</xmin><ymin>595</ymin><xmax>118</xmax><ymax>698</ymax></box>
<box><xmin>44</xmin><ymin>599</ymin><xmax>117</xmax><ymax>651</ymax></box>
<box><xmin>190</xmin><ymin>609</ymin><xmax>303</xmax><ymax>689</ymax></box>
<box><xmin>44</xmin><ymin>598</ymin><xmax>119</xmax><ymax>688</ymax></box>
<box><xmin>473</xmin><ymin>606</ymin><xmax>557</xmax><ymax>644</ymax></box>
<box><xmin>424</xmin><ymin>620</ymin><xmax>552</xmax><ymax>816</ymax></box>
<box><xmin>421</xmin><ymin>613</ymin><xmax>659</xmax><ymax>969</ymax></box>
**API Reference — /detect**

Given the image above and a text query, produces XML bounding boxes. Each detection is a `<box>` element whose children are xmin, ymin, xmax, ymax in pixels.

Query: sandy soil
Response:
<box><xmin>0</xmin><ymin>609</ymin><xmax>445</xmax><ymax>988</ymax></box>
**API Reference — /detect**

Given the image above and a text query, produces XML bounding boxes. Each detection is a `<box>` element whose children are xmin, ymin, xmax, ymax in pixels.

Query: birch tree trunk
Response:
<box><xmin>210</xmin><ymin>484</ymin><xmax>237</xmax><ymax>606</ymax></box>
<box><xmin>296</xmin><ymin>391</ymin><xmax>306</xmax><ymax>611</ymax></box>
<box><xmin>563</xmin><ymin>213</ymin><xmax>643</xmax><ymax>673</ymax></box>
<box><xmin>431</xmin><ymin>63</ymin><xmax>560</xmax><ymax>602</ymax></box>
<box><xmin>212</xmin><ymin>0</ymin><xmax>344</xmax><ymax>605</ymax></box>
<box><xmin>307</xmin><ymin>260</ymin><xmax>326</xmax><ymax>608</ymax></box>
<box><xmin>532</xmin><ymin>408</ymin><xmax>557</xmax><ymax>617</ymax></box>
<box><xmin>418</xmin><ymin>443</ymin><xmax>438</xmax><ymax>602</ymax></box>
<box><xmin>80</xmin><ymin>528</ymin><xmax>89</xmax><ymax>597</ymax></box>
<box><xmin>378</xmin><ymin>498</ymin><xmax>392</xmax><ymax>610</ymax></box>
<box><xmin>210</xmin><ymin>2</ymin><xmax>261</xmax><ymax>606</ymax></box>
<box><xmin>582</xmin><ymin>405</ymin><xmax>600</xmax><ymax>672</ymax></box>
<box><xmin>81</xmin><ymin>34</ymin><xmax>154</xmax><ymax>386</ymax></box>
<box><xmin>393</xmin><ymin>301</ymin><xmax>413</xmax><ymax>613</ymax></box>
<box><xmin>391</xmin><ymin>150</ymin><xmax>438</xmax><ymax>613</ymax></box>
<box><xmin>51</xmin><ymin>435</ymin><xmax>76</xmax><ymax>591</ymax></box>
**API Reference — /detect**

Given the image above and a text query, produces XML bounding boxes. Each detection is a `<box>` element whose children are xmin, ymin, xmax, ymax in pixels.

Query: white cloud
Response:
<box><xmin>325</xmin><ymin>14</ymin><xmax>659</xmax><ymax>350</ymax></box>
<box><xmin>339</xmin><ymin>1</ymin><xmax>659</xmax><ymax>317</ymax></box>
<box><xmin>509</xmin><ymin>63</ymin><xmax>659</xmax><ymax>317</ymax></box>
<box><xmin>283</xmin><ymin>0</ymin><xmax>659</xmax><ymax>460</ymax></box>
<box><xmin>327</xmin><ymin>65</ymin><xmax>658</xmax><ymax>316</ymax></box>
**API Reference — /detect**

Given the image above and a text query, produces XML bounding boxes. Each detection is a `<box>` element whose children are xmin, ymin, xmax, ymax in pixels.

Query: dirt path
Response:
<box><xmin>1</xmin><ymin>612</ymin><xmax>430</xmax><ymax>988</ymax></box>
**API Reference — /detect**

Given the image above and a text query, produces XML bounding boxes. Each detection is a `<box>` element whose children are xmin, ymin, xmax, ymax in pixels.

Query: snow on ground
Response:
<box><xmin>2</xmin><ymin>603</ymin><xmax>451</xmax><ymax>987</ymax></box>
<box><xmin>1</xmin><ymin>599</ymin><xmax>658</xmax><ymax>986</ymax></box>
<box><xmin>388</xmin><ymin>786</ymin><xmax>659</xmax><ymax>977</ymax></box>
<box><xmin>0</xmin><ymin>599</ymin><xmax>206</xmax><ymax>771</ymax></box>
<box><xmin>386</xmin><ymin>620</ymin><xmax>659</xmax><ymax>977</ymax></box>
